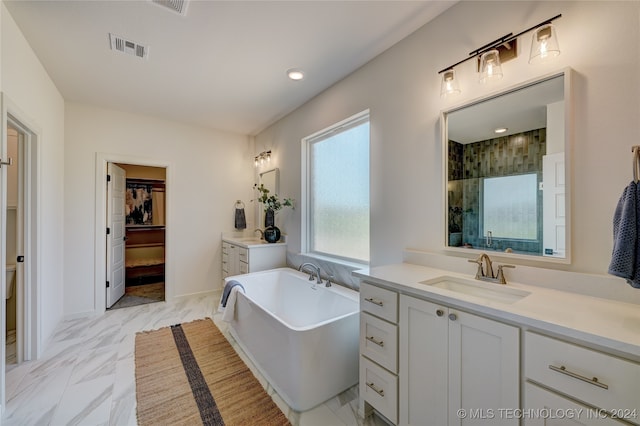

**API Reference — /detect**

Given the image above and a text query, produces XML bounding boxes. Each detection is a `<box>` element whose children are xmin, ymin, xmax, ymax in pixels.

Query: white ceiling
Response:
<box><xmin>447</xmin><ymin>74</ymin><xmax>565</xmax><ymax>144</ymax></box>
<box><xmin>5</xmin><ymin>0</ymin><xmax>455</xmax><ymax>135</ymax></box>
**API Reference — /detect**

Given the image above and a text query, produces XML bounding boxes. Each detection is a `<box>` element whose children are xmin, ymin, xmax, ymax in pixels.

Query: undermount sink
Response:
<box><xmin>420</xmin><ymin>276</ymin><xmax>530</xmax><ymax>304</ymax></box>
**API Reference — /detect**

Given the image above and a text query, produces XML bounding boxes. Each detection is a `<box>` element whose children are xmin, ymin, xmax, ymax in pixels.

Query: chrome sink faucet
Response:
<box><xmin>254</xmin><ymin>228</ymin><xmax>264</xmax><ymax>240</ymax></box>
<box><xmin>468</xmin><ymin>253</ymin><xmax>515</xmax><ymax>285</ymax></box>
<box><xmin>298</xmin><ymin>262</ymin><xmax>323</xmax><ymax>285</ymax></box>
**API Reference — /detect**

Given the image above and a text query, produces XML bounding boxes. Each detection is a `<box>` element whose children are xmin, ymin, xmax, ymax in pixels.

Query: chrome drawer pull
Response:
<box><xmin>364</xmin><ymin>297</ymin><xmax>384</xmax><ymax>307</ymax></box>
<box><xmin>548</xmin><ymin>365</ymin><xmax>609</xmax><ymax>390</ymax></box>
<box><xmin>366</xmin><ymin>335</ymin><xmax>384</xmax><ymax>347</ymax></box>
<box><xmin>366</xmin><ymin>382</ymin><xmax>385</xmax><ymax>397</ymax></box>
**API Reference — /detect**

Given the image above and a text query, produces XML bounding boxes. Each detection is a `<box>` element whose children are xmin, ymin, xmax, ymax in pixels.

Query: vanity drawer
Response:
<box><xmin>239</xmin><ymin>261</ymin><xmax>248</xmax><ymax>274</ymax></box>
<box><xmin>524</xmin><ymin>382</ymin><xmax>627</xmax><ymax>425</ymax></box>
<box><xmin>360</xmin><ymin>282</ymin><xmax>398</xmax><ymax>323</ymax></box>
<box><xmin>525</xmin><ymin>332</ymin><xmax>640</xmax><ymax>414</ymax></box>
<box><xmin>360</xmin><ymin>355</ymin><xmax>397</xmax><ymax>424</ymax></box>
<box><xmin>238</xmin><ymin>247</ymin><xmax>248</xmax><ymax>262</ymax></box>
<box><xmin>360</xmin><ymin>312</ymin><xmax>398</xmax><ymax>373</ymax></box>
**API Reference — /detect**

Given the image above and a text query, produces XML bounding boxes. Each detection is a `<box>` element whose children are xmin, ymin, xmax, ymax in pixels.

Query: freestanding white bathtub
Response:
<box><xmin>225</xmin><ymin>267</ymin><xmax>360</xmax><ymax>412</ymax></box>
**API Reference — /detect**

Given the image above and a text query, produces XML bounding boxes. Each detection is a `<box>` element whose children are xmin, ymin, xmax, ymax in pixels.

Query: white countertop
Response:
<box><xmin>222</xmin><ymin>236</ymin><xmax>286</xmax><ymax>249</ymax></box>
<box><xmin>354</xmin><ymin>263</ymin><xmax>640</xmax><ymax>362</ymax></box>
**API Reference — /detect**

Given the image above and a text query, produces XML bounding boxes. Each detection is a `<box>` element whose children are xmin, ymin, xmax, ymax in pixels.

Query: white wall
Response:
<box><xmin>64</xmin><ymin>103</ymin><xmax>254</xmax><ymax>316</ymax></box>
<box><xmin>255</xmin><ymin>1</ymin><xmax>640</xmax><ymax>279</ymax></box>
<box><xmin>1</xmin><ymin>2</ymin><xmax>66</xmax><ymax>350</ymax></box>
<box><xmin>546</xmin><ymin>101</ymin><xmax>564</xmax><ymax>155</ymax></box>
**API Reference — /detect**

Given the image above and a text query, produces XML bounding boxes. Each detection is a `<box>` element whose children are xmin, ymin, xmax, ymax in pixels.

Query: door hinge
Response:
<box><xmin>107</xmin><ymin>174</ymin><xmax>111</xmax><ymax>182</ymax></box>
<box><xmin>106</xmin><ymin>227</ymin><xmax>111</xmax><ymax>235</ymax></box>
<box><xmin>17</xmin><ymin>256</ymin><xmax>24</xmax><ymax>263</ymax></box>
<box><xmin>106</xmin><ymin>281</ymin><xmax>110</xmax><ymax>288</ymax></box>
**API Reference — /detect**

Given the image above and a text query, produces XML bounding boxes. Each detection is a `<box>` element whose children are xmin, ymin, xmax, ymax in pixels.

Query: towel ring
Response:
<box><xmin>235</xmin><ymin>200</ymin><xmax>245</xmax><ymax>209</ymax></box>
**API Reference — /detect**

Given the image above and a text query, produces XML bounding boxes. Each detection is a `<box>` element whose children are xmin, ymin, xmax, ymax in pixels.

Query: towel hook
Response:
<box><xmin>235</xmin><ymin>200</ymin><xmax>245</xmax><ymax>209</ymax></box>
<box><xmin>633</xmin><ymin>146</ymin><xmax>640</xmax><ymax>183</ymax></box>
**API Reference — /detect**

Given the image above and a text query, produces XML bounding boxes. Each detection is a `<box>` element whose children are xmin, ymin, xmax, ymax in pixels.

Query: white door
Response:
<box><xmin>542</xmin><ymin>152</ymin><xmax>566</xmax><ymax>257</ymax></box>
<box><xmin>106</xmin><ymin>163</ymin><xmax>126</xmax><ymax>308</ymax></box>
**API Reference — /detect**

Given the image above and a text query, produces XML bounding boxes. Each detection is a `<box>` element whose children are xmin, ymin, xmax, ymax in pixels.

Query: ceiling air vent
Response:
<box><xmin>151</xmin><ymin>0</ymin><xmax>188</xmax><ymax>16</ymax></box>
<box><xmin>109</xmin><ymin>34</ymin><xmax>149</xmax><ymax>60</ymax></box>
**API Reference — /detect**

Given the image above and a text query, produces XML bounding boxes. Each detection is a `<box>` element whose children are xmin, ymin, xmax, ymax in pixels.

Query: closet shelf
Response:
<box><xmin>126</xmin><ymin>225</ymin><xmax>165</xmax><ymax>230</ymax></box>
<box><xmin>126</xmin><ymin>242</ymin><xmax>165</xmax><ymax>249</ymax></box>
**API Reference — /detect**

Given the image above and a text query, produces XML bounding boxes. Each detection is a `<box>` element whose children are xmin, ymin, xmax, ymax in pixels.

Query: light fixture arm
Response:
<box><xmin>437</xmin><ymin>14</ymin><xmax>562</xmax><ymax>75</ymax></box>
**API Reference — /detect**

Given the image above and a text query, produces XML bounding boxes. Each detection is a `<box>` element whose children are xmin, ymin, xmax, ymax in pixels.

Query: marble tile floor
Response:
<box><xmin>6</xmin><ymin>329</ymin><xmax>16</xmax><ymax>366</ymax></box>
<box><xmin>3</xmin><ymin>293</ymin><xmax>388</xmax><ymax>426</ymax></box>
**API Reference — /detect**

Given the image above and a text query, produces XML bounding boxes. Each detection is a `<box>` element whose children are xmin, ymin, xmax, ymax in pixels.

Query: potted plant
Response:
<box><xmin>254</xmin><ymin>184</ymin><xmax>294</xmax><ymax>242</ymax></box>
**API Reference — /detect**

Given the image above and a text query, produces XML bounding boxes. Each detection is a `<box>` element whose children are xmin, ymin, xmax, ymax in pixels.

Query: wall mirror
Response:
<box><xmin>443</xmin><ymin>70</ymin><xmax>571</xmax><ymax>262</ymax></box>
<box><xmin>258</xmin><ymin>168</ymin><xmax>279</xmax><ymax>226</ymax></box>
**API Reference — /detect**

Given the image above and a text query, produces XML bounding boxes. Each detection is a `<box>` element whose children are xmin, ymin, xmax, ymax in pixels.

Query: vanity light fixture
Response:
<box><xmin>287</xmin><ymin>68</ymin><xmax>305</xmax><ymax>81</ymax></box>
<box><xmin>529</xmin><ymin>24</ymin><xmax>560</xmax><ymax>63</ymax></box>
<box><xmin>440</xmin><ymin>69</ymin><xmax>461</xmax><ymax>97</ymax></box>
<box><xmin>494</xmin><ymin>127</ymin><xmax>508</xmax><ymax>134</ymax></box>
<box><xmin>254</xmin><ymin>150</ymin><xmax>272</xmax><ymax>168</ymax></box>
<box><xmin>479</xmin><ymin>49</ymin><xmax>503</xmax><ymax>83</ymax></box>
<box><xmin>438</xmin><ymin>14</ymin><xmax>561</xmax><ymax>97</ymax></box>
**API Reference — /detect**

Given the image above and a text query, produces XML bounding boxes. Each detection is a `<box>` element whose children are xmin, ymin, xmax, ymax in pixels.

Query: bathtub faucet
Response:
<box><xmin>298</xmin><ymin>262</ymin><xmax>323</xmax><ymax>285</ymax></box>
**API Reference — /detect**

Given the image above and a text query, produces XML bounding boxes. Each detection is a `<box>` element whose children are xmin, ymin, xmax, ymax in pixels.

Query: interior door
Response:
<box><xmin>106</xmin><ymin>163</ymin><xmax>126</xmax><ymax>308</ymax></box>
<box><xmin>542</xmin><ymin>152</ymin><xmax>566</xmax><ymax>257</ymax></box>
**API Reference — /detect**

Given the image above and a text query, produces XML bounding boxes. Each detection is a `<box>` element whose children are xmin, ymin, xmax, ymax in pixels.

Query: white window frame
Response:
<box><xmin>301</xmin><ymin>110</ymin><xmax>370</xmax><ymax>265</ymax></box>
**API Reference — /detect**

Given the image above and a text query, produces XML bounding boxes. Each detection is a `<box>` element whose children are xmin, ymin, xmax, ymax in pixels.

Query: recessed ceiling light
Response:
<box><xmin>494</xmin><ymin>127</ymin><xmax>508</xmax><ymax>134</ymax></box>
<box><xmin>287</xmin><ymin>68</ymin><xmax>304</xmax><ymax>81</ymax></box>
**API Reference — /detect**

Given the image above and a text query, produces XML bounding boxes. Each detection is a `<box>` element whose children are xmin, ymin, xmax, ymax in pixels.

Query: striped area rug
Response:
<box><xmin>135</xmin><ymin>318</ymin><xmax>291</xmax><ymax>425</ymax></box>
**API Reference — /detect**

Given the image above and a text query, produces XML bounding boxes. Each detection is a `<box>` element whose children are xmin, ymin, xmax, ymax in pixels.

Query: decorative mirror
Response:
<box><xmin>443</xmin><ymin>70</ymin><xmax>571</xmax><ymax>261</ymax></box>
<box><xmin>258</xmin><ymin>168</ymin><xmax>279</xmax><ymax>226</ymax></box>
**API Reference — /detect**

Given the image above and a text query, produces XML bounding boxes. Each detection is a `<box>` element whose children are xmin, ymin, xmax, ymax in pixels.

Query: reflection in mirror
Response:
<box><xmin>444</xmin><ymin>73</ymin><xmax>568</xmax><ymax>260</ymax></box>
<box><xmin>258</xmin><ymin>168</ymin><xmax>279</xmax><ymax>226</ymax></box>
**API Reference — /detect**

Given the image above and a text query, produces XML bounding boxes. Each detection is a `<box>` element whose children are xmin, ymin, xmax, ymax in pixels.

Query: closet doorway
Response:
<box><xmin>106</xmin><ymin>163</ymin><xmax>166</xmax><ymax>310</ymax></box>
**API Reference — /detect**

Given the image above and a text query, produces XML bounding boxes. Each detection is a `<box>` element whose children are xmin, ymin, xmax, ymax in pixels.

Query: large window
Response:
<box><xmin>303</xmin><ymin>111</ymin><xmax>370</xmax><ymax>263</ymax></box>
<box><xmin>482</xmin><ymin>173</ymin><xmax>538</xmax><ymax>240</ymax></box>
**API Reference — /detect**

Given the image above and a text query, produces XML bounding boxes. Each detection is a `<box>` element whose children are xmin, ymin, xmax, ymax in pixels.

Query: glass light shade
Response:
<box><xmin>479</xmin><ymin>50</ymin><xmax>503</xmax><ymax>83</ymax></box>
<box><xmin>529</xmin><ymin>24</ymin><xmax>560</xmax><ymax>63</ymax></box>
<box><xmin>440</xmin><ymin>69</ymin><xmax>461</xmax><ymax>97</ymax></box>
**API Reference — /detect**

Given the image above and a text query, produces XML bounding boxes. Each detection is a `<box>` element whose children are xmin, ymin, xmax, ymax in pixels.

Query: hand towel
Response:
<box><xmin>235</xmin><ymin>207</ymin><xmax>247</xmax><ymax>230</ymax></box>
<box><xmin>220</xmin><ymin>279</ymin><xmax>245</xmax><ymax>308</ymax></box>
<box><xmin>218</xmin><ymin>280</ymin><xmax>245</xmax><ymax>322</ymax></box>
<box><xmin>221</xmin><ymin>286</ymin><xmax>244</xmax><ymax>322</ymax></box>
<box><xmin>608</xmin><ymin>181</ymin><xmax>640</xmax><ymax>288</ymax></box>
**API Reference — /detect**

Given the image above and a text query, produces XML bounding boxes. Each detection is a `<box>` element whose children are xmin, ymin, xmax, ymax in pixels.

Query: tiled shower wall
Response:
<box><xmin>448</xmin><ymin>128</ymin><xmax>546</xmax><ymax>254</ymax></box>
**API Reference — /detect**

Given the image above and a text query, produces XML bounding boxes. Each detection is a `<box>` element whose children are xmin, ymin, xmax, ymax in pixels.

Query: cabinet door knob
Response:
<box><xmin>448</xmin><ymin>313</ymin><xmax>457</xmax><ymax>321</ymax></box>
<box><xmin>436</xmin><ymin>309</ymin><xmax>444</xmax><ymax>317</ymax></box>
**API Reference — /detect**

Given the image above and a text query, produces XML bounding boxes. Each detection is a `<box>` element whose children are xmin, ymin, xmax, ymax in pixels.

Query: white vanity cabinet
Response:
<box><xmin>221</xmin><ymin>240</ymin><xmax>286</xmax><ymax>278</ymax></box>
<box><xmin>524</xmin><ymin>331</ymin><xmax>639</xmax><ymax>425</ymax></box>
<box><xmin>359</xmin><ymin>280</ymin><xmax>520</xmax><ymax>426</ymax></box>
<box><xmin>359</xmin><ymin>282</ymin><xmax>399</xmax><ymax>424</ymax></box>
<box><xmin>399</xmin><ymin>294</ymin><xmax>520</xmax><ymax>426</ymax></box>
